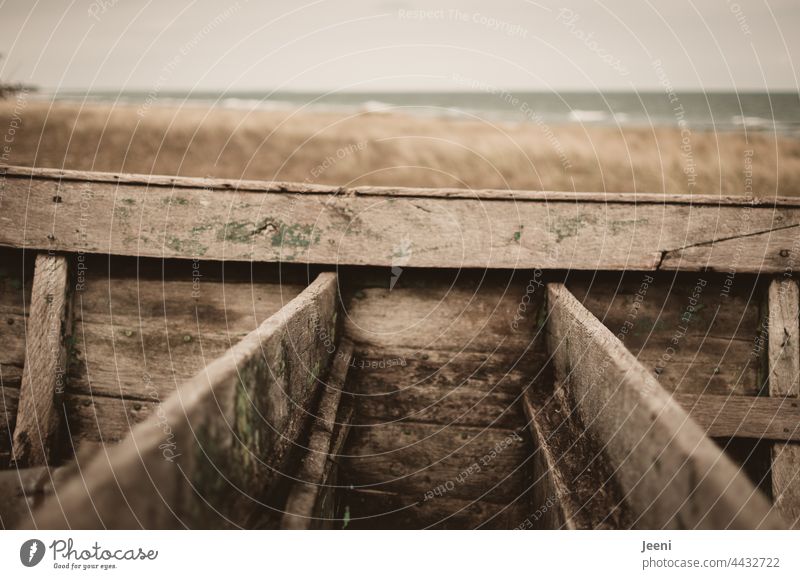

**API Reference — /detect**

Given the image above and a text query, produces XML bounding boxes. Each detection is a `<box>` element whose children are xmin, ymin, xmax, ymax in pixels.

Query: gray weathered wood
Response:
<box><xmin>546</xmin><ymin>282</ymin><xmax>782</xmax><ymax>529</ymax></box>
<box><xmin>11</xmin><ymin>253</ymin><xmax>71</xmax><ymax>467</ymax></box>
<box><xmin>768</xmin><ymin>278</ymin><xmax>800</xmax><ymax>528</ymax></box>
<box><xmin>282</xmin><ymin>342</ymin><xmax>353</xmax><ymax>529</ymax></box>
<box><xmin>569</xmin><ymin>273</ymin><xmax>762</xmax><ymax>396</ymax></box>
<box><xmin>522</xmin><ymin>390</ymin><xmax>570</xmax><ymax>529</ymax></box>
<box><xmin>674</xmin><ymin>393</ymin><xmax>800</xmax><ymax>441</ymax></box>
<box><xmin>1</xmin><ymin>167</ymin><xmax>799</xmax><ymax>272</ymax></box>
<box><xmin>521</xmin><ymin>385</ymin><xmax>630</xmax><ymax>530</ymax></box>
<box><xmin>5</xmin><ymin>164</ymin><xmax>798</xmax><ymax>206</ymax></box>
<box><xmin>23</xmin><ymin>273</ymin><xmax>339</xmax><ymax>529</ymax></box>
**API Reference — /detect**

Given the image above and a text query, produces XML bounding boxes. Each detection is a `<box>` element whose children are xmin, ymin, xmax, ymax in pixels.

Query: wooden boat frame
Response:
<box><xmin>0</xmin><ymin>165</ymin><xmax>798</xmax><ymax>529</ymax></box>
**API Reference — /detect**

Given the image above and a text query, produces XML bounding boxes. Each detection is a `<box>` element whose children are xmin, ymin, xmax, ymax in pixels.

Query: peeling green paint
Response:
<box><xmin>550</xmin><ymin>215</ymin><xmax>597</xmax><ymax>243</ymax></box>
<box><xmin>271</xmin><ymin>222</ymin><xmax>320</xmax><ymax>249</ymax></box>
<box><xmin>609</xmin><ymin>218</ymin><xmax>649</xmax><ymax>236</ymax></box>
<box><xmin>166</xmin><ymin>236</ymin><xmax>208</xmax><ymax>257</ymax></box>
<box><xmin>163</xmin><ymin>196</ymin><xmax>189</xmax><ymax>206</ymax></box>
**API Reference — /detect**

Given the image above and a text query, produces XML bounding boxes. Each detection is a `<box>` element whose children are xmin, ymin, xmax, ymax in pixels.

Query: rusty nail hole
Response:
<box><xmin>82</xmin><ymin>399</ymin><xmax>92</xmax><ymax>407</ymax></box>
<box><xmin>780</xmin><ymin>249</ymin><xmax>790</xmax><ymax>258</ymax></box>
<box><xmin>6</xmin><ymin>318</ymin><xmax>13</xmax><ymax>325</ymax></box>
<box><xmin>52</xmin><ymin>195</ymin><xmax>62</xmax><ymax>203</ymax></box>
<box><xmin>133</xmin><ymin>402</ymin><xmax>142</xmax><ymax>411</ymax></box>
<box><xmin>46</xmin><ymin>234</ymin><xmax>55</xmax><ymax>241</ymax></box>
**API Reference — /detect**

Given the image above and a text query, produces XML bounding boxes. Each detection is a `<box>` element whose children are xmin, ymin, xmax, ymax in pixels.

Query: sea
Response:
<box><xmin>39</xmin><ymin>90</ymin><xmax>800</xmax><ymax>136</ymax></box>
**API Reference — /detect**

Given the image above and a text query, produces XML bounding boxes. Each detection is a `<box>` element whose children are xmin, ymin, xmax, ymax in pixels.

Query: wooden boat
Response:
<box><xmin>0</xmin><ymin>164</ymin><xmax>798</xmax><ymax>529</ymax></box>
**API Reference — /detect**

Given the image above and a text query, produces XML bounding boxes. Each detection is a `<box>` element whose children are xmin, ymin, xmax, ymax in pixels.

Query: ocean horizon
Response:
<box><xmin>34</xmin><ymin>89</ymin><xmax>800</xmax><ymax>135</ymax></box>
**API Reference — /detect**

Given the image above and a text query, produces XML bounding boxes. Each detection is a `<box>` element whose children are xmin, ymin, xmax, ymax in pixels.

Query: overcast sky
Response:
<box><xmin>0</xmin><ymin>0</ymin><xmax>798</xmax><ymax>92</ymax></box>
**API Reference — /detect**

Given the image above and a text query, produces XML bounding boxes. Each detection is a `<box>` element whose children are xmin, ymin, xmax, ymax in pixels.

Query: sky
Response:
<box><xmin>0</xmin><ymin>0</ymin><xmax>798</xmax><ymax>92</ymax></box>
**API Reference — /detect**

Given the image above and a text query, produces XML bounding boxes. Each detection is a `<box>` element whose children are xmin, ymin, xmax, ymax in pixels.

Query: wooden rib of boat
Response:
<box><xmin>0</xmin><ymin>164</ymin><xmax>798</xmax><ymax>529</ymax></box>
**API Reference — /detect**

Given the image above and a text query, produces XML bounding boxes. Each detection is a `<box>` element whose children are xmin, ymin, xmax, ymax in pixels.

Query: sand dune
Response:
<box><xmin>2</xmin><ymin>101</ymin><xmax>799</xmax><ymax>196</ymax></box>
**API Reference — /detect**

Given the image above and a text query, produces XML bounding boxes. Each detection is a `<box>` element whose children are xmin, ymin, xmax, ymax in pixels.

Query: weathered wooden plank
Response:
<box><xmin>282</xmin><ymin>342</ymin><xmax>353</xmax><ymax>529</ymax></box>
<box><xmin>768</xmin><ymin>278</ymin><xmax>800</xmax><ymax>528</ymax></box>
<box><xmin>0</xmin><ymin>249</ymin><xmax>30</xmax><ymax>465</ymax></box>
<box><xmin>64</xmin><ymin>392</ymin><xmax>157</xmax><ymax>449</ymax></box>
<box><xmin>12</xmin><ymin>254</ymin><xmax>71</xmax><ymax>467</ymax></box>
<box><xmin>568</xmin><ymin>273</ymin><xmax>762</xmax><ymax>396</ymax></box>
<box><xmin>350</xmin><ymin>355</ymin><xmax>533</xmax><ymax>430</ymax></box>
<box><xmin>5</xmin><ymin>165</ymin><xmax>800</xmax><ymax>206</ymax></box>
<box><xmin>339</xmin><ymin>274</ymin><xmax>544</xmax><ymax>528</ymax></box>
<box><xmin>342</xmin><ymin>488</ymin><xmax>525</xmax><ymax>529</ymax></box>
<box><xmin>0</xmin><ymin>387</ymin><xmax>20</xmax><ymax>466</ymax></box>
<box><xmin>661</xmin><ymin>226</ymin><xmax>800</xmax><ymax>273</ymax></box>
<box><xmin>6</xmin><ymin>387</ymin><xmax>154</xmax><ymax>461</ymax></box>
<box><xmin>675</xmin><ymin>393</ymin><xmax>800</xmax><ymax>441</ymax></box>
<box><xmin>2</xmin><ymin>170</ymin><xmax>799</xmax><ymax>272</ymax></box>
<box><xmin>312</xmin><ymin>394</ymin><xmax>355</xmax><ymax>530</ymax></box>
<box><xmin>69</xmin><ymin>269</ymin><xmax>306</xmax><ymax>401</ymax></box>
<box><xmin>546</xmin><ymin>282</ymin><xmax>781</xmax><ymax>529</ymax></box>
<box><xmin>521</xmin><ymin>385</ymin><xmax>630</xmax><ymax>529</ymax></box>
<box><xmin>23</xmin><ymin>273</ymin><xmax>339</xmax><ymax>529</ymax></box>
<box><xmin>521</xmin><ymin>390</ymin><xmax>569</xmax><ymax>530</ymax></box>
<box><xmin>342</xmin><ymin>422</ymin><xmax>529</xmax><ymax>505</ymax></box>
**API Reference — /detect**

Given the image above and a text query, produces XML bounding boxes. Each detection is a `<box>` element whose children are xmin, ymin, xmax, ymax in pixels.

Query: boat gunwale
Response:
<box><xmin>3</xmin><ymin>164</ymin><xmax>797</xmax><ymax>208</ymax></box>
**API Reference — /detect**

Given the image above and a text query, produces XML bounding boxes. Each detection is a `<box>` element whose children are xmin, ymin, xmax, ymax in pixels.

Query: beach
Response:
<box><xmin>2</xmin><ymin>100</ymin><xmax>799</xmax><ymax>196</ymax></box>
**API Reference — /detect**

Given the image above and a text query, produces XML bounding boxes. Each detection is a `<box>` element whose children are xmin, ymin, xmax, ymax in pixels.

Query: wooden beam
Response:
<box><xmin>11</xmin><ymin>253</ymin><xmax>71</xmax><ymax>467</ymax></box>
<box><xmin>1</xmin><ymin>167</ymin><xmax>799</xmax><ymax>272</ymax></box>
<box><xmin>521</xmin><ymin>387</ymin><xmax>631</xmax><ymax>529</ymax></box>
<box><xmin>674</xmin><ymin>393</ymin><xmax>800</xmax><ymax>441</ymax></box>
<box><xmin>22</xmin><ymin>273</ymin><xmax>339</xmax><ymax>529</ymax></box>
<box><xmin>768</xmin><ymin>278</ymin><xmax>800</xmax><ymax>528</ymax></box>
<box><xmin>282</xmin><ymin>342</ymin><xmax>353</xmax><ymax>529</ymax></box>
<box><xmin>546</xmin><ymin>283</ymin><xmax>782</xmax><ymax>529</ymax></box>
<box><xmin>6</xmin><ymin>165</ymin><xmax>799</xmax><ymax>206</ymax></box>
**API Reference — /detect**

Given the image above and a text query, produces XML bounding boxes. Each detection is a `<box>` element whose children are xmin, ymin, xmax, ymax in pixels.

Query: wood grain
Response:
<box><xmin>768</xmin><ymin>278</ymin><xmax>800</xmax><ymax>528</ymax></box>
<box><xmin>5</xmin><ymin>165</ymin><xmax>800</xmax><ymax>207</ymax></box>
<box><xmin>342</xmin><ymin>421</ymin><xmax>530</xmax><ymax>505</ymax></box>
<box><xmin>340</xmin><ymin>274</ymin><xmax>544</xmax><ymax>528</ymax></box>
<box><xmin>568</xmin><ymin>272</ymin><xmax>762</xmax><ymax>396</ymax></box>
<box><xmin>342</xmin><ymin>487</ymin><xmax>525</xmax><ymax>529</ymax></box>
<box><xmin>0</xmin><ymin>387</ymin><xmax>20</xmax><ymax>467</ymax></box>
<box><xmin>70</xmin><ymin>269</ymin><xmax>305</xmax><ymax>401</ymax></box>
<box><xmin>23</xmin><ymin>273</ymin><xmax>339</xmax><ymax>529</ymax></box>
<box><xmin>546</xmin><ymin>282</ymin><xmax>781</xmax><ymax>529</ymax></box>
<box><xmin>282</xmin><ymin>342</ymin><xmax>353</xmax><ymax>530</ymax></box>
<box><xmin>674</xmin><ymin>393</ymin><xmax>800</xmax><ymax>441</ymax></box>
<box><xmin>12</xmin><ymin>254</ymin><xmax>71</xmax><ymax>467</ymax></box>
<box><xmin>2</xmin><ymin>169</ymin><xmax>799</xmax><ymax>272</ymax></box>
<box><xmin>521</xmin><ymin>384</ymin><xmax>630</xmax><ymax>529</ymax></box>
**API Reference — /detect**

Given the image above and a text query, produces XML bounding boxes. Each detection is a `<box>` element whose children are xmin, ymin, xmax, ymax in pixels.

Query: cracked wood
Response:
<box><xmin>546</xmin><ymin>282</ymin><xmax>782</xmax><ymax>529</ymax></box>
<box><xmin>768</xmin><ymin>278</ymin><xmax>800</xmax><ymax>528</ymax></box>
<box><xmin>23</xmin><ymin>273</ymin><xmax>339</xmax><ymax>529</ymax></box>
<box><xmin>11</xmin><ymin>254</ymin><xmax>71</xmax><ymax>467</ymax></box>
<box><xmin>2</xmin><ymin>168</ymin><xmax>799</xmax><ymax>271</ymax></box>
<box><xmin>281</xmin><ymin>342</ymin><xmax>353</xmax><ymax>530</ymax></box>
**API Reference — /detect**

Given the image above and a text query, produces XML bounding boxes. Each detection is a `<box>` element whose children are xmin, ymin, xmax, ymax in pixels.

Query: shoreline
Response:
<box><xmin>23</xmin><ymin>92</ymin><xmax>800</xmax><ymax>137</ymax></box>
<box><xmin>1</xmin><ymin>100</ymin><xmax>798</xmax><ymax>196</ymax></box>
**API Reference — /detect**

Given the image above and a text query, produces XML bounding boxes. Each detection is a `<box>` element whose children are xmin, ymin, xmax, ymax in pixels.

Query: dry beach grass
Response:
<box><xmin>2</xmin><ymin>100</ymin><xmax>799</xmax><ymax>196</ymax></box>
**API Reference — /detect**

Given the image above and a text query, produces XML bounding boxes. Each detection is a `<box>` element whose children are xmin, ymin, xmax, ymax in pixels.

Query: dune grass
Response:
<box><xmin>2</xmin><ymin>101</ymin><xmax>799</xmax><ymax>196</ymax></box>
